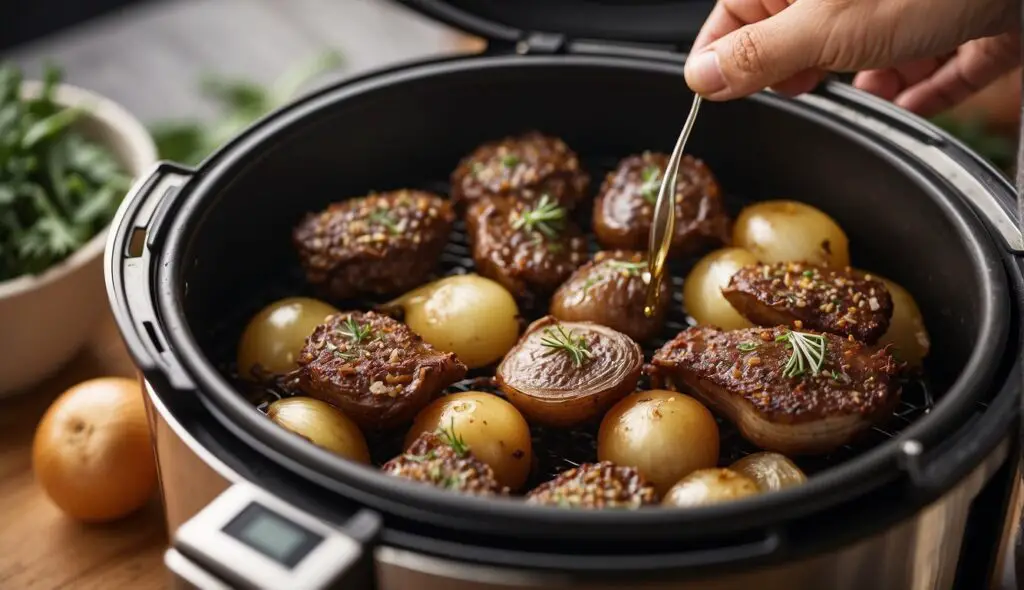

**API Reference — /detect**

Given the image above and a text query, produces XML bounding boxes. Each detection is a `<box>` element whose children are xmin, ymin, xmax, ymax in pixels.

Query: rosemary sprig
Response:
<box><xmin>369</xmin><ymin>207</ymin><xmax>400</xmax><ymax>234</ymax></box>
<box><xmin>540</xmin><ymin>324</ymin><xmax>593</xmax><ymax>367</ymax></box>
<box><xmin>339</xmin><ymin>316</ymin><xmax>373</xmax><ymax>344</ymax></box>
<box><xmin>639</xmin><ymin>165</ymin><xmax>663</xmax><ymax>204</ymax></box>
<box><xmin>776</xmin><ymin>330</ymin><xmax>826</xmax><ymax>378</ymax></box>
<box><xmin>607</xmin><ymin>260</ymin><xmax>647</xmax><ymax>276</ymax></box>
<box><xmin>438</xmin><ymin>418</ymin><xmax>470</xmax><ymax>457</ymax></box>
<box><xmin>511</xmin><ymin>194</ymin><xmax>566</xmax><ymax>239</ymax></box>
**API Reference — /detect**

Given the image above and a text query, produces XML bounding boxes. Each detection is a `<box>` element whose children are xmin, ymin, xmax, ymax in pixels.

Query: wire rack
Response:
<box><xmin>213</xmin><ymin>162</ymin><xmax>939</xmax><ymax>490</ymax></box>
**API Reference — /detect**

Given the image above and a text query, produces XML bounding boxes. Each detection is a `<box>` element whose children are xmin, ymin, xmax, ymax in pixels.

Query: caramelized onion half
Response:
<box><xmin>729</xmin><ymin>452</ymin><xmax>807</xmax><ymax>492</ymax></box>
<box><xmin>497</xmin><ymin>316</ymin><xmax>643</xmax><ymax>428</ymax></box>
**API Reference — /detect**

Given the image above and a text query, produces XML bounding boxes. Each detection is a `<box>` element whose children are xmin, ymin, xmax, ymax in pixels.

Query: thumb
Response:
<box><xmin>685</xmin><ymin>3</ymin><xmax>826</xmax><ymax>100</ymax></box>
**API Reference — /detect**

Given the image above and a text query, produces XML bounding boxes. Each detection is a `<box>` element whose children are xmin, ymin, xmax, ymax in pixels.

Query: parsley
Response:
<box><xmin>369</xmin><ymin>207</ymin><xmax>400</xmax><ymax>234</ymax></box>
<box><xmin>737</xmin><ymin>342</ymin><xmax>759</xmax><ymax>352</ymax></box>
<box><xmin>501</xmin><ymin>154</ymin><xmax>520</xmax><ymax>168</ymax></box>
<box><xmin>0</xmin><ymin>62</ymin><xmax>133</xmax><ymax>282</ymax></box>
<box><xmin>639</xmin><ymin>165</ymin><xmax>663</xmax><ymax>204</ymax></box>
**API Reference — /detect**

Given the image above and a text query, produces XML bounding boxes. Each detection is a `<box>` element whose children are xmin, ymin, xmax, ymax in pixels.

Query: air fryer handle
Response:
<box><xmin>105</xmin><ymin>161</ymin><xmax>197</xmax><ymax>392</ymax></box>
<box><xmin>803</xmin><ymin>80</ymin><xmax>1024</xmax><ymax>255</ymax></box>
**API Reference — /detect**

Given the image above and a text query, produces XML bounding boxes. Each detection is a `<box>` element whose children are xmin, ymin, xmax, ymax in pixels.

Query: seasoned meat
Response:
<box><xmin>497</xmin><ymin>316</ymin><xmax>643</xmax><ymax>428</ymax></box>
<box><xmin>296</xmin><ymin>311</ymin><xmax>467</xmax><ymax>432</ymax></box>
<box><xmin>647</xmin><ymin>326</ymin><xmax>902</xmax><ymax>455</ymax></box>
<box><xmin>526</xmin><ymin>462</ymin><xmax>659</xmax><ymax>509</ymax></box>
<box><xmin>466</xmin><ymin>195</ymin><xmax>588</xmax><ymax>301</ymax></box>
<box><xmin>722</xmin><ymin>262</ymin><xmax>894</xmax><ymax>344</ymax></box>
<box><xmin>593</xmin><ymin>152</ymin><xmax>730</xmax><ymax>257</ymax></box>
<box><xmin>293</xmin><ymin>190</ymin><xmax>455</xmax><ymax>300</ymax></box>
<box><xmin>549</xmin><ymin>250</ymin><xmax>670</xmax><ymax>343</ymax></box>
<box><xmin>450</xmin><ymin>131</ymin><xmax>590</xmax><ymax>209</ymax></box>
<box><xmin>381</xmin><ymin>431</ymin><xmax>508</xmax><ymax>496</ymax></box>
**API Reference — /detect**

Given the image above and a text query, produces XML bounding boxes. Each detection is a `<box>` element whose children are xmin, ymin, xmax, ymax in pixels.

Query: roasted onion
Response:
<box><xmin>732</xmin><ymin>200</ymin><xmax>850</xmax><ymax>268</ymax></box>
<box><xmin>405</xmin><ymin>391</ymin><xmax>533</xmax><ymax>490</ymax></box>
<box><xmin>237</xmin><ymin>297</ymin><xmax>339</xmax><ymax>379</ymax></box>
<box><xmin>729</xmin><ymin>452</ymin><xmax>807</xmax><ymax>492</ymax></box>
<box><xmin>266</xmin><ymin>398</ymin><xmax>371</xmax><ymax>464</ymax></box>
<box><xmin>683</xmin><ymin>247</ymin><xmax>757</xmax><ymax>330</ymax></box>
<box><xmin>662</xmin><ymin>468</ymin><xmax>761</xmax><ymax>508</ymax></box>
<box><xmin>874</xmin><ymin>274</ymin><xmax>931</xmax><ymax>367</ymax></box>
<box><xmin>497</xmin><ymin>316</ymin><xmax>643</xmax><ymax>428</ymax></box>
<box><xmin>383</xmin><ymin>274</ymin><xmax>520</xmax><ymax>369</ymax></box>
<box><xmin>598</xmin><ymin>390</ymin><xmax>719</xmax><ymax>495</ymax></box>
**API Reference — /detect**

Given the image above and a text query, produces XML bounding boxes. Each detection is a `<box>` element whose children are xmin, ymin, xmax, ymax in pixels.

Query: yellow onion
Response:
<box><xmin>267</xmin><ymin>398</ymin><xmax>370</xmax><ymax>464</ymax></box>
<box><xmin>237</xmin><ymin>297</ymin><xmax>339</xmax><ymax>379</ymax></box>
<box><xmin>683</xmin><ymin>247</ymin><xmax>758</xmax><ymax>329</ymax></box>
<box><xmin>733</xmin><ymin>200</ymin><xmax>850</xmax><ymax>268</ymax></box>
<box><xmin>730</xmin><ymin>452</ymin><xmax>807</xmax><ymax>492</ymax></box>
<box><xmin>663</xmin><ymin>468</ymin><xmax>761</xmax><ymax>508</ymax></box>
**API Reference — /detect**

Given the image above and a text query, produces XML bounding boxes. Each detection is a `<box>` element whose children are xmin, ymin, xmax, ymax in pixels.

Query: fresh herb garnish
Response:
<box><xmin>776</xmin><ymin>330</ymin><xmax>827</xmax><ymax>378</ymax></box>
<box><xmin>639</xmin><ymin>165</ymin><xmax>663</xmax><ymax>204</ymax></box>
<box><xmin>150</xmin><ymin>51</ymin><xmax>343</xmax><ymax>166</ymax></box>
<box><xmin>580</xmin><ymin>277</ymin><xmax>599</xmax><ymax>296</ymax></box>
<box><xmin>339</xmin><ymin>316</ymin><xmax>373</xmax><ymax>344</ymax></box>
<box><xmin>511</xmin><ymin>194</ymin><xmax>565</xmax><ymax>239</ymax></box>
<box><xmin>369</xmin><ymin>207</ymin><xmax>400</xmax><ymax>234</ymax></box>
<box><xmin>501</xmin><ymin>154</ymin><xmax>520</xmax><ymax>168</ymax></box>
<box><xmin>607</xmin><ymin>260</ymin><xmax>647</xmax><ymax>276</ymax></box>
<box><xmin>737</xmin><ymin>341</ymin><xmax>759</xmax><ymax>352</ymax></box>
<box><xmin>0</xmin><ymin>62</ymin><xmax>133</xmax><ymax>281</ymax></box>
<box><xmin>802</xmin><ymin>270</ymin><xmax>814</xmax><ymax>278</ymax></box>
<box><xmin>540</xmin><ymin>324</ymin><xmax>593</xmax><ymax>367</ymax></box>
<box><xmin>438</xmin><ymin>418</ymin><xmax>470</xmax><ymax>457</ymax></box>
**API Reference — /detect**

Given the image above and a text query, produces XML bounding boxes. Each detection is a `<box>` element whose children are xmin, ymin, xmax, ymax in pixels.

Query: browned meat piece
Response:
<box><xmin>722</xmin><ymin>262</ymin><xmax>894</xmax><ymax>344</ymax></box>
<box><xmin>466</xmin><ymin>195</ymin><xmax>588</xmax><ymax>301</ymax></box>
<box><xmin>647</xmin><ymin>326</ymin><xmax>902</xmax><ymax>455</ymax></box>
<box><xmin>593</xmin><ymin>152</ymin><xmax>731</xmax><ymax>257</ymax></box>
<box><xmin>450</xmin><ymin>131</ymin><xmax>590</xmax><ymax>209</ymax></box>
<box><xmin>296</xmin><ymin>311</ymin><xmax>467</xmax><ymax>432</ymax></box>
<box><xmin>526</xmin><ymin>462</ymin><xmax>659</xmax><ymax>509</ymax></box>
<box><xmin>549</xmin><ymin>250</ymin><xmax>670</xmax><ymax>343</ymax></box>
<box><xmin>293</xmin><ymin>190</ymin><xmax>455</xmax><ymax>300</ymax></box>
<box><xmin>381</xmin><ymin>430</ymin><xmax>507</xmax><ymax>496</ymax></box>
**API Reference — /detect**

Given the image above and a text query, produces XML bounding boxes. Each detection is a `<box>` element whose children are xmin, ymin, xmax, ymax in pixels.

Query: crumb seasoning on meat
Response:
<box><xmin>293</xmin><ymin>190</ymin><xmax>455</xmax><ymax>299</ymax></box>
<box><xmin>723</xmin><ymin>261</ymin><xmax>894</xmax><ymax>343</ymax></box>
<box><xmin>297</xmin><ymin>311</ymin><xmax>467</xmax><ymax>431</ymax></box>
<box><xmin>526</xmin><ymin>462</ymin><xmax>659</xmax><ymax>508</ymax></box>
<box><xmin>382</xmin><ymin>427</ymin><xmax>508</xmax><ymax>496</ymax></box>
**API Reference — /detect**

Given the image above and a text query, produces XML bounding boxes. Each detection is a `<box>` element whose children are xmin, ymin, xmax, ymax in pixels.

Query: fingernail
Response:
<box><xmin>686</xmin><ymin>51</ymin><xmax>727</xmax><ymax>95</ymax></box>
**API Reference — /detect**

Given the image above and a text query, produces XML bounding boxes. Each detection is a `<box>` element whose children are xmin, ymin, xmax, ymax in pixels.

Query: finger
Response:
<box><xmin>692</xmin><ymin>0</ymin><xmax>794</xmax><ymax>55</ymax></box>
<box><xmin>895</xmin><ymin>36</ymin><xmax>1021</xmax><ymax>117</ymax></box>
<box><xmin>853</xmin><ymin>57</ymin><xmax>946</xmax><ymax>100</ymax></box>
<box><xmin>685</xmin><ymin>2</ymin><xmax>822</xmax><ymax>100</ymax></box>
<box><xmin>770</xmin><ymin>68</ymin><xmax>827</xmax><ymax>97</ymax></box>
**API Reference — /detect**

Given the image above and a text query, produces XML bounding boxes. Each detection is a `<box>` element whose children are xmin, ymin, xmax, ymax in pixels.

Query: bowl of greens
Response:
<box><xmin>0</xmin><ymin>63</ymin><xmax>156</xmax><ymax>396</ymax></box>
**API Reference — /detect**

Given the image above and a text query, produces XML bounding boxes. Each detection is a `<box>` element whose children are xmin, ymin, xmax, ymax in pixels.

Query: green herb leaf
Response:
<box><xmin>540</xmin><ymin>324</ymin><xmax>593</xmax><ymax>367</ymax></box>
<box><xmin>639</xmin><ymin>165</ymin><xmax>663</xmax><ymax>205</ymax></box>
<box><xmin>339</xmin><ymin>315</ymin><xmax>373</xmax><ymax>344</ymax></box>
<box><xmin>737</xmin><ymin>341</ymin><xmax>759</xmax><ymax>352</ymax></box>
<box><xmin>510</xmin><ymin>194</ymin><xmax>565</xmax><ymax>239</ymax></box>
<box><xmin>438</xmin><ymin>418</ymin><xmax>470</xmax><ymax>457</ymax></box>
<box><xmin>369</xmin><ymin>207</ymin><xmax>400</xmax><ymax>235</ymax></box>
<box><xmin>777</xmin><ymin>330</ymin><xmax>827</xmax><ymax>378</ymax></box>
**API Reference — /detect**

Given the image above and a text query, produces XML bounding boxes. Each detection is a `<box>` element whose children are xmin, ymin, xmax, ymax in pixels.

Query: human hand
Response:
<box><xmin>684</xmin><ymin>0</ymin><xmax>1020</xmax><ymax>116</ymax></box>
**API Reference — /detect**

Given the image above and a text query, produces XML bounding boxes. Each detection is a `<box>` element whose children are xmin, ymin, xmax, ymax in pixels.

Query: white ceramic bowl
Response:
<box><xmin>0</xmin><ymin>81</ymin><xmax>157</xmax><ymax>397</ymax></box>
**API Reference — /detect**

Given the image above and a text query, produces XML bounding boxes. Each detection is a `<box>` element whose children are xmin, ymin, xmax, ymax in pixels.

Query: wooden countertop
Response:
<box><xmin>0</xmin><ymin>308</ymin><xmax>168</xmax><ymax>590</ymax></box>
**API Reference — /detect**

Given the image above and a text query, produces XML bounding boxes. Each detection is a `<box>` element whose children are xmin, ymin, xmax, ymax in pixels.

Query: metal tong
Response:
<box><xmin>644</xmin><ymin>93</ymin><xmax>703</xmax><ymax>316</ymax></box>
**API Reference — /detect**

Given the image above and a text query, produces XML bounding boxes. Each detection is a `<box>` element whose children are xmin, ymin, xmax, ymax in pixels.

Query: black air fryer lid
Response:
<box><xmin>398</xmin><ymin>0</ymin><xmax>715</xmax><ymax>50</ymax></box>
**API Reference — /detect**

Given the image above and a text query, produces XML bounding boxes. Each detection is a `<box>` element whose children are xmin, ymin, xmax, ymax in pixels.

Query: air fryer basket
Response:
<box><xmin>113</xmin><ymin>54</ymin><xmax>1018</xmax><ymax>556</ymax></box>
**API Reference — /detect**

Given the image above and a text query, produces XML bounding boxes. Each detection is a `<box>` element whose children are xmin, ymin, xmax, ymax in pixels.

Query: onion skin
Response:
<box><xmin>405</xmin><ymin>391</ymin><xmax>533</xmax><ymax>490</ymax></box>
<box><xmin>732</xmin><ymin>200</ymin><xmax>850</xmax><ymax>268</ymax></box>
<box><xmin>237</xmin><ymin>297</ymin><xmax>339</xmax><ymax>379</ymax></box>
<box><xmin>683</xmin><ymin>247</ymin><xmax>758</xmax><ymax>330</ymax></box>
<box><xmin>497</xmin><ymin>316</ymin><xmax>643</xmax><ymax>428</ymax></box>
<box><xmin>598</xmin><ymin>390</ymin><xmax>719</xmax><ymax>496</ymax></box>
<box><xmin>663</xmin><ymin>468</ymin><xmax>761</xmax><ymax>508</ymax></box>
<box><xmin>383</xmin><ymin>274</ymin><xmax>520</xmax><ymax>369</ymax></box>
<box><xmin>32</xmin><ymin>377</ymin><xmax>157</xmax><ymax>523</ymax></box>
<box><xmin>266</xmin><ymin>397</ymin><xmax>371</xmax><ymax>464</ymax></box>
<box><xmin>729</xmin><ymin>452</ymin><xmax>807</xmax><ymax>492</ymax></box>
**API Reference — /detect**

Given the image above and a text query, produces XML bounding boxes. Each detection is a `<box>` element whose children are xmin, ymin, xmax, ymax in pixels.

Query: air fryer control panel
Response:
<box><xmin>167</xmin><ymin>483</ymin><xmax>362</xmax><ymax>590</ymax></box>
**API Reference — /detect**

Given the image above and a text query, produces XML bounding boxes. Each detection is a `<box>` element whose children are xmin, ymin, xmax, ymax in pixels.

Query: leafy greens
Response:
<box><xmin>0</xmin><ymin>62</ymin><xmax>132</xmax><ymax>282</ymax></box>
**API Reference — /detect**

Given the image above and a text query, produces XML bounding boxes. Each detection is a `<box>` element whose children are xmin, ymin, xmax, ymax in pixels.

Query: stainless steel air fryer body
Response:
<box><xmin>105</xmin><ymin>8</ymin><xmax>1024</xmax><ymax>589</ymax></box>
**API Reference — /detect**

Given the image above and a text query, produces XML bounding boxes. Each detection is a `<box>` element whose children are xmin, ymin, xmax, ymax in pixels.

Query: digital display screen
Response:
<box><xmin>222</xmin><ymin>502</ymin><xmax>323</xmax><ymax>569</ymax></box>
